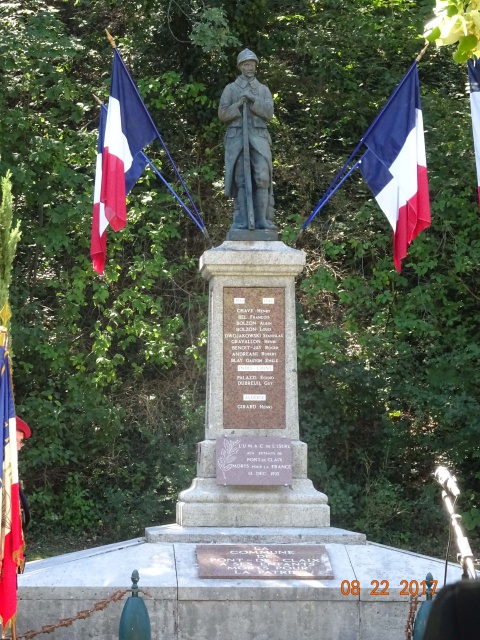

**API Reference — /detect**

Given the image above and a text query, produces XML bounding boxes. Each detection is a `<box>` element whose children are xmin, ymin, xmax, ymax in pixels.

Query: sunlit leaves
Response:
<box><xmin>424</xmin><ymin>0</ymin><xmax>480</xmax><ymax>61</ymax></box>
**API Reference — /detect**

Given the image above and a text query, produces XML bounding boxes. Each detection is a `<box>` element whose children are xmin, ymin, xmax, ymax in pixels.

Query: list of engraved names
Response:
<box><xmin>223</xmin><ymin>287</ymin><xmax>285</xmax><ymax>429</ymax></box>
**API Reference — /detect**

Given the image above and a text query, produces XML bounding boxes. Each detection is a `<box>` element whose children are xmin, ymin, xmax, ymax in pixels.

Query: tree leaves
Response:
<box><xmin>424</xmin><ymin>0</ymin><xmax>480</xmax><ymax>61</ymax></box>
<box><xmin>1</xmin><ymin>0</ymin><xmax>479</xmax><ymax>554</ymax></box>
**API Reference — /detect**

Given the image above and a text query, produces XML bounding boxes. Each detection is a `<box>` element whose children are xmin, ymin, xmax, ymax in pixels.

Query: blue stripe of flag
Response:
<box><xmin>111</xmin><ymin>49</ymin><xmax>157</xmax><ymax>164</ymax></box>
<box><xmin>359</xmin><ymin>149</ymin><xmax>394</xmax><ymax>197</ymax></box>
<box><xmin>468</xmin><ymin>57</ymin><xmax>480</xmax><ymax>92</ymax></box>
<box><xmin>363</xmin><ymin>65</ymin><xmax>418</xmax><ymax>169</ymax></box>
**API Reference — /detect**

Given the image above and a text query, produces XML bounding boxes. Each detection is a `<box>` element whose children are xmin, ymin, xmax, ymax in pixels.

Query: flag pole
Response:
<box><xmin>416</xmin><ymin>41</ymin><xmax>429</xmax><ymax>62</ymax></box>
<box><xmin>301</xmin><ymin>61</ymin><xmax>418</xmax><ymax>232</ymax></box>
<box><xmin>93</xmin><ymin>99</ymin><xmax>210</xmax><ymax>244</ymax></box>
<box><xmin>297</xmin><ymin>48</ymin><xmax>430</xmax><ymax>239</ymax></box>
<box><xmin>294</xmin><ymin>157</ymin><xmax>363</xmax><ymax>244</ymax></box>
<box><xmin>300</xmin><ymin>42</ymin><xmax>431</xmax><ymax>236</ymax></box>
<box><xmin>106</xmin><ymin>35</ymin><xmax>204</xmax><ymax>226</ymax></box>
<box><xmin>141</xmin><ymin>153</ymin><xmax>212</xmax><ymax>245</ymax></box>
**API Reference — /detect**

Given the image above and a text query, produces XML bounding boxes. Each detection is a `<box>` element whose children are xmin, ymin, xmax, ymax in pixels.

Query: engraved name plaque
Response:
<box><xmin>216</xmin><ymin>436</ymin><xmax>292</xmax><ymax>485</ymax></box>
<box><xmin>196</xmin><ymin>545</ymin><xmax>334</xmax><ymax>579</ymax></box>
<box><xmin>223</xmin><ymin>287</ymin><xmax>285</xmax><ymax>429</ymax></box>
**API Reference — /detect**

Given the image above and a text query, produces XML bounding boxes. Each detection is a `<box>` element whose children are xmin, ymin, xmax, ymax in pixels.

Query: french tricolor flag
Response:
<box><xmin>359</xmin><ymin>64</ymin><xmax>431</xmax><ymax>272</ymax></box>
<box><xmin>91</xmin><ymin>49</ymin><xmax>157</xmax><ymax>274</ymax></box>
<box><xmin>91</xmin><ymin>106</ymin><xmax>108</xmax><ymax>274</ymax></box>
<box><xmin>0</xmin><ymin>338</ymin><xmax>25</xmax><ymax>632</ymax></box>
<box><xmin>468</xmin><ymin>58</ymin><xmax>480</xmax><ymax>206</ymax></box>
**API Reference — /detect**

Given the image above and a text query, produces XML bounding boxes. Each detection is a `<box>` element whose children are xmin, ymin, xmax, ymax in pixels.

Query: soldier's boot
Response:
<box><xmin>254</xmin><ymin>188</ymin><xmax>276</xmax><ymax>229</ymax></box>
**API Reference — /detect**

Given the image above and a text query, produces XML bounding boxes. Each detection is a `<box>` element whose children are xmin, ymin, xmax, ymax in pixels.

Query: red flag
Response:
<box><xmin>0</xmin><ymin>332</ymin><xmax>25</xmax><ymax>631</ymax></box>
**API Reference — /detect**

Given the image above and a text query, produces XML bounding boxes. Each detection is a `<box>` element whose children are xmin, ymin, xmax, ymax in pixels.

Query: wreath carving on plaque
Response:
<box><xmin>218</xmin><ymin>437</ymin><xmax>241</xmax><ymax>480</ymax></box>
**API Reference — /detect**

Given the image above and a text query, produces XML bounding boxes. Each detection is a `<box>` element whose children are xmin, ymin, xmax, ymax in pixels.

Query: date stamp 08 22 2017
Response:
<box><xmin>340</xmin><ymin>579</ymin><xmax>438</xmax><ymax>597</ymax></box>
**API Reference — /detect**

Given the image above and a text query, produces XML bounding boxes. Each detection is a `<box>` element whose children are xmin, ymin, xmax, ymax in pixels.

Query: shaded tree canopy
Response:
<box><xmin>1</xmin><ymin>0</ymin><xmax>479</xmax><ymax>553</ymax></box>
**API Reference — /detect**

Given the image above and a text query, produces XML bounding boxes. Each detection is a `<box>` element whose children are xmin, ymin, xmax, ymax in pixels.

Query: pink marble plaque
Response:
<box><xmin>223</xmin><ymin>287</ymin><xmax>285</xmax><ymax>429</ymax></box>
<box><xmin>216</xmin><ymin>436</ymin><xmax>292</xmax><ymax>485</ymax></box>
<box><xmin>196</xmin><ymin>545</ymin><xmax>334</xmax><ymax>579</ymax></box>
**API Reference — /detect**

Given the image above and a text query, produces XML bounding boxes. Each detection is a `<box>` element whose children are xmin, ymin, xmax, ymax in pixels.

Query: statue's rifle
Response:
<box><xmin>243</xmin><ymin>101</ymin><xmax>255</xmax><ymax>230</ymax></box>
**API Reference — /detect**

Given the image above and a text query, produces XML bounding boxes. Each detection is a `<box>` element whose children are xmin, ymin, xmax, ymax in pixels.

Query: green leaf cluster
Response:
<box><xmin>0</xmin><ymin>171</ymin><xmax>21</xmax><ymax>314</ymax></box>
<box><xmin>424</xmin><ymin>0</ymin><xmax>480</xmax><ymax>62</ymax></box>
<box><xmin>0</xmin><ymin>0</ymin><xmax>479</xmax><ymax>557</ymax></box>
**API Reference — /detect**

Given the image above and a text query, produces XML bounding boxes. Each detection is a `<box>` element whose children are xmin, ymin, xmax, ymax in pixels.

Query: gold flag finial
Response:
<box><xmin>105</xmin><ymin>29</ymin><xmax>116</xmax><ymax>49</ymax></box>
<box><xmin>93</xmin><ymin>94</ymin><xmax>104</xmax><ymax>106</ymax></box>
<box><xmin>0</xmin><ymin>301</ymin><xmax>12</xmax><ymax>327</ymax></box>
<box><xmin>416</xmin><ymin>41</ymin><xmax>430</xmax><ymax>62</ymax></box>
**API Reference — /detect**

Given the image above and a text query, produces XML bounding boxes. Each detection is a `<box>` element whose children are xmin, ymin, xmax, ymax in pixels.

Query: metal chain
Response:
<box><xmin>405</xmin><ymin>594</ymin><xmax>420</xmax><ymax>640</ymax></box>
<box><xmin>9</xmin><ymin>589</ymin><xmax>129</xmax><ymax>640</ymax></box>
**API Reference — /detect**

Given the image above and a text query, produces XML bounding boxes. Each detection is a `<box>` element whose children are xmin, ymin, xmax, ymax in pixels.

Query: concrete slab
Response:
<box><xmin>20</xmin><ymin>540</ymin><xmax>177</xmax><ymax>591</ymax></box>
<box><xmin>16</xmin><ymin>535</ymin><xmax>475</xmax><ymax>640</ymax></box>
<box><xmin>145</xmin><ymin>524</ymin><xmax>366</xmax><ymax>544</ymax></box>
<box><xmin>17</xmin><ymin>540</ymin><xmax>177</xmax><ymax>640</ymax></box>
<box><xmin>17</xmin><ymin>597</ymin><xmax>175</xmax><ymax>640</ymax></box>
<box><xmin>348</xmin><ymin>542</ymin><xmax>464</xmax><ymax>602</ymax></box>
<box><xmin>174</xmin><ymin>542</ymin><xmax>357</xmax><ymax>601</ymax></box>
<box><xmin>177</xmin><ymin>600</ymin><xmax>360</xmax><ymax>640</ymax></box>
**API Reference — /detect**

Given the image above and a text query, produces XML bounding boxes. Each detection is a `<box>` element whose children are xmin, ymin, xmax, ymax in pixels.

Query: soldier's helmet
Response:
<box><xmin>237</xmin><ymin>49</ymin><xmax>259</xmax><ymax>67</ymax></box>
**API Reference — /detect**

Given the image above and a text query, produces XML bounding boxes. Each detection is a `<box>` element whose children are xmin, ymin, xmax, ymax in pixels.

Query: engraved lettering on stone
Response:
<box><xmin>196</xmin><ymin>545</ymin><xmax>334</xmax><ymax>579</ymax></box>
<box><xmin>224</xmin><ymin>287</ymin><xmax>285</xmax><ymax>428</ymax></box>
<box><xmin>238</xmin><ymin>365</ymin><xmax>274</xmax><ymax>371</ymax></box>
<box><xmin>216</xmin><ymin>436</ymin><xmax>292</xmax><ymax>485</ymax></box>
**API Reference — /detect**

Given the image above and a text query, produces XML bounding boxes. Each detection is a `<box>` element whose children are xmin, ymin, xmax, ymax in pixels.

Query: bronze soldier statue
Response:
<box><xmin>219</xmin><ymin>49</ymin><xmax>276</xmax><ymax>237</ymax></box>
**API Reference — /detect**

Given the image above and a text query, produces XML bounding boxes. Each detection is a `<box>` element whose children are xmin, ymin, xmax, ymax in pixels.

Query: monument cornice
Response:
<box><xmin>200</xmin><ymin>241</ymin><xmax>306</xmax><ymax>280</ymax></box>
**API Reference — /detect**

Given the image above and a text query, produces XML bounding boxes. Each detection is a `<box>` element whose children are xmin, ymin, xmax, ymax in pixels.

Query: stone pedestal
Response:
<box><xmin>176</xmin><ymin>241</ymin><xmax>329</xmax><ymax>527</ymax></box>
<box><xmin>18</xmin><ymin>246</ymin><xmax>462</xmax><ymax>640</ymax></box>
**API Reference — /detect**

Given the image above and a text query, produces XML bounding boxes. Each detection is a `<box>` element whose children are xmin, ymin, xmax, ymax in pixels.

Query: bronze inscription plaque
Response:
<box><xmin>216</xmin><ymin>436</ymin><xmax>292</xmax><ymax>485</ymax></box>
<box><xmin>223</xmin><ymin>287</ymin><xmax>285</xmax><ymax>429</ymax></box>
<box><xmin>196</xmin><ymin>545</ymin><xmax>334</xmax><ymax>579</ymax></box>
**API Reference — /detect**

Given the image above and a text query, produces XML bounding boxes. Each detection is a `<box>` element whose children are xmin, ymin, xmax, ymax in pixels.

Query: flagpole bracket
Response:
<box><xmin>293</xmin><ymin>229</ymin><xmax>304</xmax><ymax>246</ymax></box>
<box><xmin>203</xmin><ymin>229</ymin><xmax>213</xmax><ymax>249</ymax></box>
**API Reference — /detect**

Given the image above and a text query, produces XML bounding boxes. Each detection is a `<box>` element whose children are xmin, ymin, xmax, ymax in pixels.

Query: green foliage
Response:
<box><xmin>424</xmin><ymin>0</ymin><xmax>480</xmax><ymax>61</ymax></box>
<box><xmin>1</xmin><ymin>0</ymin><xmax>479</xmax><ymax>559</ymax></box>
<box><xmin>0</xmin><ymin>171</ymin><xmax>21</xmax><ymax>314</ymax></box>
<box><xmin>189</xmin><ymin>7</ymin><xmax>241</xmax><ymax>58</ymax></box>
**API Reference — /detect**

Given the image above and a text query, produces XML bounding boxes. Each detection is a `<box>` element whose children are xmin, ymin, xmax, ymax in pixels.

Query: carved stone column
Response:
<box><xmin>176</xmin><ymin>241</ymin><xmax>329</xmax><ymax>527</ymax></box>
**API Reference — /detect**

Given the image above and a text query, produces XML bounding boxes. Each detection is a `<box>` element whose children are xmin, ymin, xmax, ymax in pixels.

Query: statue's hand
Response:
<box><xmin>236</xmin><ymin>96</ymin><xmax>248</xmax><ymax>109</ymax></box>
<box><xmin>242</xmin><ymin>90</ymin><xmax>256</xmax><ymax>103</ymax></box>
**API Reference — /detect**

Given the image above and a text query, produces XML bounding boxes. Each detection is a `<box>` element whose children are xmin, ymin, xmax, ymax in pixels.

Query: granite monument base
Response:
<box><xmin>17</xmin><ymin>534</ymin><xmax>468</xmax><ymax>640</ymax></box>
<box><xmin>178</xmin><ymin>241</ymin><xmax>330</xmax><ymax>528</ymax></box>
<box><xmin>176</xmin><ymin>478</ymin><xmax>329</xmax><ymax>527</ymax></box>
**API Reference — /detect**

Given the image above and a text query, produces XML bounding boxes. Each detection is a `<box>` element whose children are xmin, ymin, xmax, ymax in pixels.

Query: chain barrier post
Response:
<box><xmin>119</xmin><ymin>571</ymin><xmax>151</xmax><ymax>640</ymax></box>
<box><xmin>412</xmin><ymin>573</ymin><xmax>435</xmax><ymax>640</ymax></box>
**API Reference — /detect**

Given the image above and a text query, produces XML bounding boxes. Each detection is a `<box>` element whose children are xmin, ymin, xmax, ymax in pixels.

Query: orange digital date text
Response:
<box><xmin>340</xmin><ymin>579</ymin><xmax>438</xmax><ymax>597</ymax></box>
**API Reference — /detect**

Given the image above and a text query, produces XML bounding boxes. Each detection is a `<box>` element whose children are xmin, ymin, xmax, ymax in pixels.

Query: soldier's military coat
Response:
<box><xmin>218</xmin><ymin>75</ymin><xmax>274</xmax><ymax>198</ymax></box>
